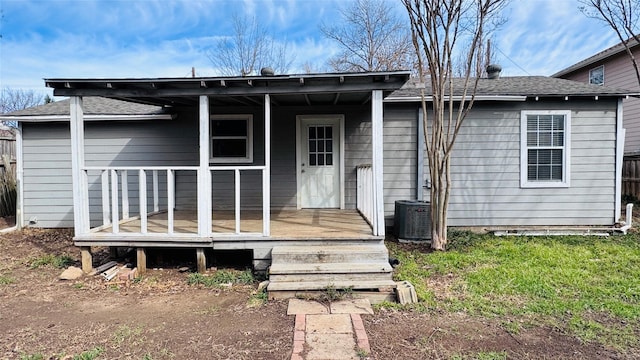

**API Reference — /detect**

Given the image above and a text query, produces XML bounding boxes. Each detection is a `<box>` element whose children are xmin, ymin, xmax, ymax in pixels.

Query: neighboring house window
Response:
<box><xmin>520</xmin><ymin>110</ymin><xmax>571</xmax><ymax>188</ymax></box>
<box><xmin>589</xmin><ymin>65</ymin><xmax>604</xmax><ymax>85</ymax></box>
<box><xmin>210</xmin><ymin>114</ymin><xmax>253</xmax><ymax>163</ymax></box>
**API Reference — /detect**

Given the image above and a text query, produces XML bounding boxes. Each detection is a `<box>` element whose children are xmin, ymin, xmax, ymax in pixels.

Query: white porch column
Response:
<box><xmin>371</xmin><ymin>90</ymin><xmax>385</xmax><ymax>236</ymax></box>
<box><xmin>15</xmin><ymin>123</ymin><xmax>24</xmax><ymax>229</ymax></box>
<box><xmin>198</xmin><ymin>96</ymin><xmax>212</xmax><ymax>236</ymax></box>
<box><xmin>70</xmin><ymin>96</ymin><xmax>89</xmax><ymax>235</ymax></box>
<box><xmin>615</xmin><ymin>98</ymin><xmax>625</xmax><ymax>221</ymax></box>
<box><xmin>263</xmin><ymin>94</ymin><xmax>271</xmax><ymax>236</ymax></box>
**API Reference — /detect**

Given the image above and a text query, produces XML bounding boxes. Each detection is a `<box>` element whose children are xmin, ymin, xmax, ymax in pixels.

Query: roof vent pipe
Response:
<box><xmin>486</xmin><ymin>64</ymin><xmax>502</xmax><ymax>79</ymax></box>
<box><xmin>260</xmin><ymin>67</ymin><xmax>275</xmax><ymax>76</ymax></box>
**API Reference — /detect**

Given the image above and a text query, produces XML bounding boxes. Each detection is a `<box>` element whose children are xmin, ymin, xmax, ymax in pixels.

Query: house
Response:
<box><xmin>0</xmin><ymin>70</ymin><xmax>631</xmax><ymax>295</ymax></box>
<box><xmin>553</xmin><ymin>36</ymin><xmax>640</xmax><ymax>155</ymax></box>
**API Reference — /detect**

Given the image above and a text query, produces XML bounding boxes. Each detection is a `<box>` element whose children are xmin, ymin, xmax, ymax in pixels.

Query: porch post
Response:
<box><xmin>263</xmin><ymin>94</ymin><xmax>271</xmax><ymax>236</ymax></box>
<box><xmin>15</xmin><ymin>122</ymin><xmax>24</xmax><ymax>229</ymax></box>
<box><xmin>371</xmin><ymin>90</ymin><xmax>385</xmax><ymax>236</ymax></box>
<box><xmin>198</xmin><ymin>96</ymin><xmax>212</xmax><ymax>236</ymax></box>
<box><xmin>69</xmin><ymin>96</ymin><xmax>89</xmax><ymax>236</ymax></box>
<box><xmin>615</xmin><ymin>98</ymin><xmax>624</xmax><ymax>221</ymax></box>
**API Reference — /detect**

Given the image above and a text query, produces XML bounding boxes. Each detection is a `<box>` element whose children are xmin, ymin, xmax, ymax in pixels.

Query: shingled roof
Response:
<box><xmin>1</xmin><ymin>97</ymin><xmax>167</xmax><ymax>117</ymax></box>
<box><xmin>387</xmin><ymin>76</ymin><xmax>633</xmax><ymax>100</ymax></box>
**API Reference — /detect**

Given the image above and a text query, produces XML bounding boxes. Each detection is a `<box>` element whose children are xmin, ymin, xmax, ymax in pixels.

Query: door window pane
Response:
<box><xmin>307</xmin><ymin>125</ymin><xmax>335</xmax><ymax>167</ymax></box>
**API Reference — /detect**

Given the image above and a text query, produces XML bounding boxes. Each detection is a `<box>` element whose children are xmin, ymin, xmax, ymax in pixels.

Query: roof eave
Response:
<box><xmin>45</xmin><ymin>71</ymin><xmax>413</xmax><ymax>98</ymax></box>
<box><xmin>0</xmin><ymin>114</ymin><xmax>174</xmax><ymax>122</ymax></box>
<box><xmin>384</xmin><ymin>95</ymin><xmax>528</xmax><ymax>102</ymax></box>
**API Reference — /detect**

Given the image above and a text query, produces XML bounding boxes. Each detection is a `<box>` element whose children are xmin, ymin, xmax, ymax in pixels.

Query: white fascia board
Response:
<box><xmin>2</xmin><ymin>114</ymin><xmax>173</xmax><ymax>122</ymax></box>
<box><xmin>384</xmin><ymin>95</ymin><xmax>527</xmax><ymax>102</ymax></box>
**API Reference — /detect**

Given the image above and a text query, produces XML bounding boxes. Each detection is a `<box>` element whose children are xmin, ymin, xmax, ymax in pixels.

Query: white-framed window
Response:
<box><xmin>210</xmin><ymin>114</ymin><xmax>253</xmax><ymax>163</ymax></box>
<box><xmin>520</xmin><ymin>110</ymin><xmax>571</xmax><ymax>188</ymax></box>
<box><xmin>589</xmin><ymin>65</ymin><xmax>604</xmax><ymax>85</ymax></box>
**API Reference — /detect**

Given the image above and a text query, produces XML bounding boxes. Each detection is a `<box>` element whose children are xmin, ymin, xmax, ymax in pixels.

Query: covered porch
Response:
<box><xmin>45</xmin><ymin>71</ymin><xmax>410</xmax><ymax>274</ymax></box>
<box><xmin>77</xmin><ymin>209</ymin><xmax>376</xmax><ymax>244</ymax></box>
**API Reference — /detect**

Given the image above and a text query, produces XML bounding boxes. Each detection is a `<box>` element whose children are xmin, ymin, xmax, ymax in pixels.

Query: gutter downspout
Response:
<box><xmin>0</xmin><ymin>122</ymin><xmax>23</xmax><ymax>233</ymax></box>
<box><xmin>618</xmin><ymin>203</ymin><xmax>634</xmax><ymax>234</ymax></box>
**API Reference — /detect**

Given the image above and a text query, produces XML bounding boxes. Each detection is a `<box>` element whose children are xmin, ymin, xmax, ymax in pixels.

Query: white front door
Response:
<box><xmin>298</xmin><ymin>116</ymin><xmax>342</xmax><ymax>208</ymax></box>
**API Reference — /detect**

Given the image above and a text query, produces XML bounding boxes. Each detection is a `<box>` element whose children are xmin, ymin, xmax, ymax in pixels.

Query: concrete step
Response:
<box><xmin>267</xmin><ymin>279</ymin><xmax>398</xmax><ymax>292</ymax></box>
<box><xmin>270</xmin><ymin>244</ymin><xmax>389</xmax><ymax>264</ymax></box>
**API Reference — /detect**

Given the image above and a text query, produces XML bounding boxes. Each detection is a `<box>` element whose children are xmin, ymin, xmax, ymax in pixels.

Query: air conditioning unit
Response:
<box><xmin>393</xmin><ymin>200</ymin><xmax>431</xmax><ymax>243</ymax></box>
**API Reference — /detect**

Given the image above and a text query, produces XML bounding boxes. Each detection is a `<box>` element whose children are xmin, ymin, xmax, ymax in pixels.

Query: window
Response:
<box><xmin>307</xmin><ymin>125</ymin><xmax>334</xmax><ymax>166</ymax></box>
<box><xmin>210</xmin><ymin>114</ymin><xmax>253</xmax><ymax>163</ymax></box>
<box><xmin>520</xmin><ymin>111</ymin><xmax>571</xmax><ymax>188</ymax></box>
<box><xmin>589</xmin><ymin>65</ymin><xmax>604</xmax><ymax>85</ymax></box>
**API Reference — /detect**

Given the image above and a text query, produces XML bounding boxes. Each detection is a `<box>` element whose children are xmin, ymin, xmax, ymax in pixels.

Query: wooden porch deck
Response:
<box><xmin>97</xmin><ymin>209</ymin><xmax>375</xmax><ymax>240</ymax></box>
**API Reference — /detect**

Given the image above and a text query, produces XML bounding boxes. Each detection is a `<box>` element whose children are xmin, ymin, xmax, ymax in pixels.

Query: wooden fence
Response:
<box><xmin>623</xmin><ymin>157</ymin><xmax>640</xmax><ymax>200</ymax></box>
<box><xmin>0</xmin><ymin>135</ymin><xmax>16</xmax><ymax>175</ymax></box>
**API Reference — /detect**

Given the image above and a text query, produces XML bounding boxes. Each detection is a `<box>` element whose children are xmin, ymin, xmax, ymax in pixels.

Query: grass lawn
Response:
<box><xmin>387</xmin><ymin>231</ymin><xmax>640</xmax><ymax>350</ymax></box>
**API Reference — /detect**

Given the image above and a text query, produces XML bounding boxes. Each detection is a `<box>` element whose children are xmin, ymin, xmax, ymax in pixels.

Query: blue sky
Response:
<box><xmin>0</xmin><ymin>0</ymin><xmax>622</xmax><ymax>97</ymax></box>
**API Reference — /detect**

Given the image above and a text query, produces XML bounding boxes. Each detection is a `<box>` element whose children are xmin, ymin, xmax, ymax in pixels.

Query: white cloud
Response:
<box><xmin>1</xmin><ymin>0</ymin><xmax>630</xmax><ymax>96</ymax></box>
<box><xmin>494</xmin><ymin>0</ymin><xmax>619</xmax><ymax>76</ymax></box>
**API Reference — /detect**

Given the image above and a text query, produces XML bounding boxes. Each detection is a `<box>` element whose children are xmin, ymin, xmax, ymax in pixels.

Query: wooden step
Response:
<box><xmin>269</xmin><ymin>272</ymin><xmax>394</xmax><ymax>283</ymax></box>
<box><xmin>269</xmin><ymin>262</ymin><xmax>392</xmax><ymax>274</ymax></box>
<box><xmin>269</xmin><ymin>269</ymin><xmax>393</xmax><ymax>282</ymax></box>
<box><xmin>270</xmin><ymin>244</ymin><xmax>389</xmax><ymax>264</ymax></box>
<box><xmin>267</xmin><ymin>243</ymin><xmax>395</xmax><ymax>295</ymax></box>
<box><xmin>267</xmin><ymin>279</ymin><xmax>398</xmax><ymax>292</ymax></box>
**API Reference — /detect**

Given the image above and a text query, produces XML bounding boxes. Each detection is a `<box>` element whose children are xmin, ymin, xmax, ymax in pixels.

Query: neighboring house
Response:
<box><xmin>0</xmin><ymin>71</ymin><xmax>630</xmax><ymax>295</ymax></box>
<box><xmin>553</xmin><ymin>36</ymin><xmax>640</xmax><ymax>155</ymax></box>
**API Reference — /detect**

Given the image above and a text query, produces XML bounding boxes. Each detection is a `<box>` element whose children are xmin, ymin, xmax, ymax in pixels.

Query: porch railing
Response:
<box><xmin>210</xmin><ymin>165</ymin><xmax>269</xmax><ymax>237</ymax></box>
<box><xmin>356</xmin><ymin>164</ymin><xmax>374</xmax><ymax>225</ymax></box>
<box><xmin>84</xmin><ymin>166</ymin><xmax>198</xmax><ymax>236</ymax></box>
<box><xmin>81</xmin><ymin>165</ymin><xmax>269</xmax><ymax>238</ymax></box>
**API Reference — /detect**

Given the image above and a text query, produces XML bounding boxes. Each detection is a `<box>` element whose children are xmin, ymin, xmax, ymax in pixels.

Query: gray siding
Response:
<box><xmin>21</xmin><ymin>104</ymin><xmax>375</xmax><ymax>228</ymax></box>
<box><xmin>22</xmin><ymin>124</ymin><xmax>74</xmax><ymax>227</ymax></box>
<box><xmin>23</xmin><ymin>118</ymin><xmax>198</xmax><ymax>228</ymax></box>
<box><xmin>383</xmin><ymin>99</ymin><xmax>618</xmax><ymax>227</ymax></box>
<box><xmin>22</xmin><ymin>98</ymin><xmax>618</xmax><ymax>229</ymax></box>
<box><xmin>381</xmin><ymin>104</ymin><xmax>418</xmax><ymax>216</ymax></box>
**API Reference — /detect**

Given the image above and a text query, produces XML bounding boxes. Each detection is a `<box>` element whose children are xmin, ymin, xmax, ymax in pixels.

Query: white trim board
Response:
<box><xmin>3</xmin><ymin>114</ymin><xmax>173</xmax><ymax>122</ymax></box>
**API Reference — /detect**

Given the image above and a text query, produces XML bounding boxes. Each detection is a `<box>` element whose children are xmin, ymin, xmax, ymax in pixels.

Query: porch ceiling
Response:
<box><xmin>45</xmin><ymin>71</ymin><xmax>411</xmax><ymax>107</ymax></box>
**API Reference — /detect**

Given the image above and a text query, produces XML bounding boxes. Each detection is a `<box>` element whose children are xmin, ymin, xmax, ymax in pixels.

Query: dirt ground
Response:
<box><xmin>0</xmin><ymin>227</ymin><xmax>635</xmax><ymax>359</ymax></box>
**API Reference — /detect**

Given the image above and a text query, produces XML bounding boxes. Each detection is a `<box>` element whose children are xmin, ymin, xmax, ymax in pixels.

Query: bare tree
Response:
<box><xmin>321</xmin><ymin>0</ymin><xmax>416</xmax><ymax>72</ymax></box>
<box><xmin>0</xmin><ymin>88</ymin><xmax>49</xmax><ymax>114</ymax></box>
<box><xmin>579</xmin><ymin>0</ymin><xmax>640</xmax><ymax>86</ymax></box>
<box><xmin>402</xmin><ymin>0</ymin><xmax>507</xmax><ymax>250</ymax></box>
<box><xmin>208</xmin><ymin>14</ymin><xmax>294</xmax><ymax>76</ymax></box>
